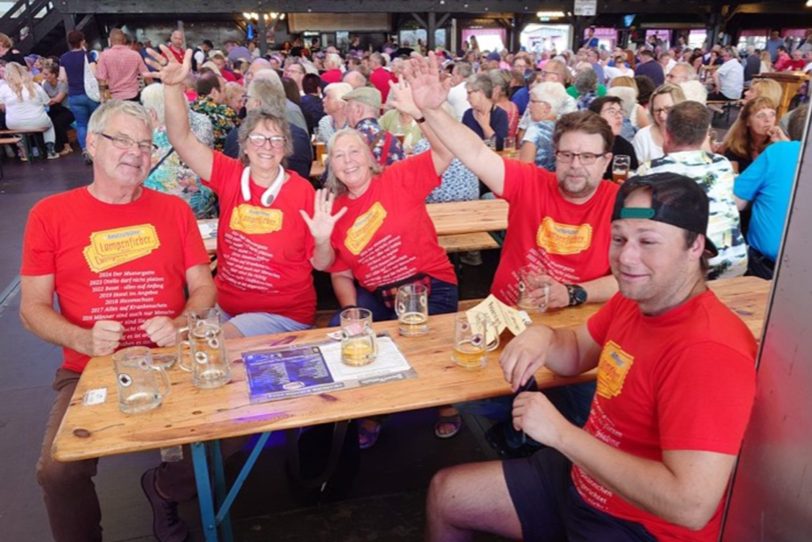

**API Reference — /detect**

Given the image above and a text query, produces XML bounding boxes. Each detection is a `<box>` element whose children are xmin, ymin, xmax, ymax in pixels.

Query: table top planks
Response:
<box><xmin>51</xmin><ymin>276</ymin><xmax>769</xmax><ymax>462</ymax></box>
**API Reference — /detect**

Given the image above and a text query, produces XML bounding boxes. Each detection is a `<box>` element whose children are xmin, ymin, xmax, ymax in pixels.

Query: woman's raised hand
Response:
<box><xmin>144</xmin><ymin>45</ymin><xmax>191</xmax><ymax>86</ymax></box>
<box><xmin>300</xmin><ymin>189</ymin><xmax>348</xmax><ymax>244</ymax></box>
<box><xmin>401</xmin><ymin>52</ymin><xmax>450</xmax><ymax>111</ymax></box>
<box><xmin>388</xmin><ymin>80</ymin><xmax>422</xmax><ymax>119</ymax></box>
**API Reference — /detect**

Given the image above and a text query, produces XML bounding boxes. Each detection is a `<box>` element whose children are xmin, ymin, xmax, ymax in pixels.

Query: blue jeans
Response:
<box><xmin>328</xmin><ymin>278</ymin><xmax>459</xmax><ymax>326</ymax></box>
<box><xmin>67</xmin><ymin>94</ymin><xmax>100</xmax><ymax>150</ymax></box>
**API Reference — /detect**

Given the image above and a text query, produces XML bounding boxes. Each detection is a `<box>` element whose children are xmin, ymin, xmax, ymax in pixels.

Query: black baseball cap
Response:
<box><xmin>611</xmin><ymin>172</ymin><xmax>719</xmax><ymax>257</ymax></box>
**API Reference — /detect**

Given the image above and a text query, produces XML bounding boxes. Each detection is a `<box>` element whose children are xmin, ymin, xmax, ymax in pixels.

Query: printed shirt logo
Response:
<box><xmin>344</xmin><ymin>201</ymin><xmax>387</xmax><ymax>255</ymax></box>
<box><xmin>83</xmin><ymin>224</ymin><xmax>160</xmax><ymax>273</ymax></box>
<box><xmin>229</xmin><ymin>204</ymin><xmax>284</xmax><ymax>235</ymax></box>
<box><xmin>536</xmin><ymin>217</ymin><xmax>593</xmax><ymax>255</ymax></box>
<box><xmin>596</xmin><ymin>340</ymin><xmax>634</xmax><ymax>399</ymax></box>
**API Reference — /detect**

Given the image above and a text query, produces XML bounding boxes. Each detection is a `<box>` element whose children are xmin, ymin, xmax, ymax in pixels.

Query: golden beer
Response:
<box><xmin>452</xmin><ymin>340</ymin><xmax>486</xmax><ymax>369</ymax></box>
<box><xmin>341</xmin><ymin>336</ymin><xmax>376</xmax><ymax>366</ymax></box>
<box><xmin>314</xmin><ymin>142</ymin><xmax>326</xmax><ymax>163</ymax></box>
<box><xmin>612</xmin><ymin>171</ymin><xmax>628</xmax><ymax>184</ymax></box>
<box><xmin>398</xmin><ymin>311</ymin><xmax>429</xmax><ymax>337</ymax></box>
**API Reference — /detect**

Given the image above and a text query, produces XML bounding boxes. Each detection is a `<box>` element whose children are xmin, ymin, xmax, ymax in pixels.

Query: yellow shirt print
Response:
<box><xmin>345</xmin><ymin>202</ymin><xmax>388</xmax><ymax>255</ymax></box>
<box><xmin>229</xmin><ymin>204</ymin><xmax>284</xmax><ymax>235</ymax></box>
<box><xmin>536</xmin><ymin>217</ymin><xmax>593</xmax><ymax>255</ymax></box>
<box><xmin>83</xmin><ymin>224</ymin><xmax>160</xmax><ymax>273</ymax></box>
<box><xmin>596</xmin><ymin>340</ymin><xmax>635</xmax><ymax>399</ymax></box>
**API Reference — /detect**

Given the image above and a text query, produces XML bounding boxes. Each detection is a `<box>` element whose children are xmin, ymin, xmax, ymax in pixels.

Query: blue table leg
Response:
<box><xmin>191</xmin><ymin>433</ymin><xmax>272</xmax><ymax>542</ymax></box>
<box><xmin>210</xmin><ymin>440</ymin><xmax>233</xmax><ymax>542</ymax></box>
<box><xmin>191</xmin><ymin>441</ymin><xmax>218</xmax><ymax>542</ymax></box>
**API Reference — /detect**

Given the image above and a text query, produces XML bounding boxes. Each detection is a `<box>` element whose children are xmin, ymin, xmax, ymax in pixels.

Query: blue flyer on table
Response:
<box><xmin>243</xmin><ymin>335</ymin><xmax>416</xmax><ymax>404</ymax></box>
<box><xmin>243</xmin><ymin>344</ymin><xmax>346</xmax><ymax>402</ymax></box>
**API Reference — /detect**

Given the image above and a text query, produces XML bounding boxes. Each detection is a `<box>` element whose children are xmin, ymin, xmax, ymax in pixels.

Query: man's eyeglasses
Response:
<box><xmin>601</xmin><ymin>106</ymin><xmax>623</xmax><ymax>116</ymax></box>
<box><xmin>247</xmin><ymin>134</ymin><xmax>287</xmax><ymax>148</ymax></box>
<box><xmin>98</xmin><ymin>133</ymin><xmax>157</xmax><ymax>153</ymax></box>
<box><xmin>555</xmin><ymin>150</ymin><xmax>606</xmax><ymax>165</ymax></box>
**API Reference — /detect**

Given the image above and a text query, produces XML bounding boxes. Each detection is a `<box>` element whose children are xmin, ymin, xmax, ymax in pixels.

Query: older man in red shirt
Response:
<box><xmin>96</xmin><ymin>28</ymin><xmax>151</xmax><ymax>101</ymax></box>
<box><xmin>369</xmin><ymin>52</ymin><xmax>397</xmax><ymax>102</ymax></box>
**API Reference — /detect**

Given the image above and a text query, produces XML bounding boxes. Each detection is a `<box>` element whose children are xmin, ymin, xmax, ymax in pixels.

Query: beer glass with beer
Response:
<box><xmin>395</xmin><ymin>283</ymin><xmax>429</xmax><ymax>337</ymax></box>
<box><xmin>452</xmin><ymin>313</ymin><xmax>499</xmax><ymax>369</ymax></box>
<box><xmin>612</xmin><ymin>155</ymin><xmax>631</xmax><ymax>184</ymax></box>
<box><xmin>340</xmin><ymin>307</ymin><xmax>378</xmax><ymax>366</ymax></box>
<box><xmin>516</xmin><ymin>264</ymin><xmax>550</xmax><ymax>313</ymax></box>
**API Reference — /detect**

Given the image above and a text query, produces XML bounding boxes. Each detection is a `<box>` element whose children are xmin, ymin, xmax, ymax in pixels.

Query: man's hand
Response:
<box><xmin>144</xmin><ymin>45</ymin><xmax>191</xmax><ymax>86</ymax></box>
<box><xmin>401</xmin><ymin>52</ymin><xmax>450</xmax><ymax>111</ymax></box>
<box><xmin>300</xmin><ymin>189</ymin><xmax>347</xmax><ymax>245</ymax></box>
<box><xmin>141</xmin><ymin>316</ymin><xmax>178</xmax><ymax>347</ymax></box>
<box><xmin>81</xmin><ymin>320</ymin><xmax>123</xmax><ymax>357</ymax></box>
<box><xmin>540</xmin><ymin>275</ymin><xmax>570</xmax><ymax>309</ymax></box>
<box><xmin>512</xmin><ymin>391</ymin><xmax>571</xmax><ymax>448</ymax></box>
<box><xmin>499</xmin><ymin>325</ymin><xmax>554</xmax><ymax>391</ymax></box>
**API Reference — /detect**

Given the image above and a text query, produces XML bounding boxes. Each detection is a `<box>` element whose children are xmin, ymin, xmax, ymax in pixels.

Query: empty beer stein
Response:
<box><xmin>113</xmin><ymin>346</ymin><xmax>170</xmax><ymax>414</ymax></box>
<box><xmin>178</xmin><ymin>308</ymin><xmax>231</xmax><ymax>389</ymax></box>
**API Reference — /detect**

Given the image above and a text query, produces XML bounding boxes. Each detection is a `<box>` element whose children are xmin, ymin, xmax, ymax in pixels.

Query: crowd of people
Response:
<box><xmin>10</xmin><ymin>23</ymin><xmax>810</xmax><ymax>542</ymax></box>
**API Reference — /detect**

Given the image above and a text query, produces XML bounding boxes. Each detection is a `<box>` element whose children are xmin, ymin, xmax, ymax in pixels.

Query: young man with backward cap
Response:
<box><xmin>426</xmin><ymin>172</ymin><xmax>757</xmax><ymax>542</ymax></box>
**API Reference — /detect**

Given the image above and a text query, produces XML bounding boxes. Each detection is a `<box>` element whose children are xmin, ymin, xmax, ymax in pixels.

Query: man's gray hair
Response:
<box><xmin>453</xmin><ymin>61</ymin><xmax>473</xmax><ymax>79</ymax></box>
<box><xmin>247</xmin><ymin>72</ymin><xmax>287</xmax><ymax>116</ymax></box>
<box><xmin>88</xmin><ymin>99</ymin><xmax>152</xmax><ymax>134</ymax></box>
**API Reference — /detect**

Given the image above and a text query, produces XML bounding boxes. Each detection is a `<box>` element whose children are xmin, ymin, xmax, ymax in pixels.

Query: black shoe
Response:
<box><xmin>140</xmin><ymin>468</ymin><xmax>190</xmax><ymax>542</ymax></box>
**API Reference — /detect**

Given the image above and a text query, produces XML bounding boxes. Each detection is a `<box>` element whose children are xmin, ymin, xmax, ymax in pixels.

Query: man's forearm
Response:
<box><xmin>20</xmin><ymin>302</ymin><xmax>91</xmax><ymax>357</ymax></box>
<box><xmin>556</xmin><ymin>423</ymin><xmax>730</xmax><ymax>530</ymax></box>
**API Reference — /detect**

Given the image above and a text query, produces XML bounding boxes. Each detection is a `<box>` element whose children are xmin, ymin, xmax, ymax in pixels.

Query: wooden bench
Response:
<box><xmin>0</xmin><ymin>128</ymin><xmax>48</xmax><ymax>160</ymax></box>
<box><xmin>438</xmin><ymin>232</ymin><xmax>500</xmax><ymax>253</ymax></box>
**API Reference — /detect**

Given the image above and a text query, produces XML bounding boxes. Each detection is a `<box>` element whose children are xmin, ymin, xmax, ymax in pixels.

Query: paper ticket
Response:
<box><xmin>465</xmin><ymin>294</ymin><xmax>530</xmax><ymax>343</ymax></box>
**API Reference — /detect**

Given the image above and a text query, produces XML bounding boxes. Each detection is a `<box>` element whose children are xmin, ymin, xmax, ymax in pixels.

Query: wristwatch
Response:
<box><xmin>566</xmin><ymin>284</ymin><xmax>588</xmax><ymax>307</ymax></box>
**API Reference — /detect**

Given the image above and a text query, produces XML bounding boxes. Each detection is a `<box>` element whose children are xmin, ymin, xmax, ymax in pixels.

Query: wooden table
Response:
<box><xmin>51</xmin><ymin>276</ymin><xmax>768</xmax><ymax>540</ymax></box>
<box><xmin>199</xmin><ymin>199</ymin><xmax>509</xmax><ymax>255</ymax></box>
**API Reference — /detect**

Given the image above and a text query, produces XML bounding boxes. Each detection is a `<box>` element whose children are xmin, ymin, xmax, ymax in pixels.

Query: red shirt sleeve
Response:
<box><xmin>380</xmin><ymin>151</ymin><xmax>441</xmax><ymax>200</ymax></box>
<box><xmin>587</xmin><ymin>293</ymin><xmax>624</xmax><ymax>345</ymax></box>
<box><xmin>501</xmin><ymin>158</ymin><xmax>543</xmax><ymax>202</ymax></box>
<box><xmin>206</xmin><ymin>151</ymin><xmax>243</xmax><ymax>195</ymax></box>
<box><xmin>21</xmin><ymin>200</ymin><xmax>56</xmax><ymax>276</ymax></box>
<box><xmin>180</xmin><ymin>202</ymin><xmax>211</xmax><ymax>270</ymax></box>
<box><xmin>657</xmin><ymin>341</ymin><xmax>756</xmax><ymax>454</ymax></box>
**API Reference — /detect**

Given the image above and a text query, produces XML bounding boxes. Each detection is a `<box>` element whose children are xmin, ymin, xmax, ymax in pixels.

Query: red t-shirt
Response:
<box><xmin>21</xmin><ymin>188</ymin><xmax>209</xmax><ymax>373</ymax></box>
<box><xmin>329</xmin><ymin>152</ymin><xmax>457</xmax><ymax>290</ymax></box>
<box><xmin>576</xmin><ymin>290</ymin><xmax>757</xmax><ymax>542</ymax></box>
<box><xmin>205</xmin><ymin>152</ymin><xmax>316</xmax><ymax>325</ymax></box>
<box><xmin>370</xmin><ymin>67</ymin><xmax>397</xmax><ymax>103</ymax></box>
<box><xmin>320</xmin><ymin>69</ymin><xmax>343</xmax><ymax>85</ymax></box>
<box><xmin>493</xmin><ymin>159</ymin><xmax>619</xmax><ymax>304</ymax></box>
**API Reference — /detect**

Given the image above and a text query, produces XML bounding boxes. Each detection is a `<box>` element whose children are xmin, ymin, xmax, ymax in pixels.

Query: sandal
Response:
<box><xmin>358</xmin><ymin>418</ymin><xmax>382</xmax><ymax>450</ymax></box>
<box><xmin>434</xmin><ymin>409</ymin><xmax>463</xmax><ymax>439</ymax></box>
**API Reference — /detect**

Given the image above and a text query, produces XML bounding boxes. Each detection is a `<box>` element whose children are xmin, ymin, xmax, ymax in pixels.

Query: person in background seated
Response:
<box><xmin>317</xmin><ymin>82</ymin><xmax>353</xmax><ymax>143</ymax></box>
<box><xmin>718</xmin><ymin>96</ymin><xmax>782</xmax><ymax>173</ymax></box>
<box><xmin>462</xmin><ymin>73</ymin><xmax>509</xmax><ymax>151</ymax></box>
<box><xmin>637</xmin><ymin>101</ymin><xmax>747</xmax><ymax>279</ymax></box>
<box><xmin>632</xmin><ymin>83</ymin><xmax>685</xmax><ymax>163</ymax></box>
<box><xmin>734</xmin><ymin>105</ymin><xmax>808</xmax><ymax>279</ymax></box>
<box><xmin>190</xmin><ymin>70</ymin><xmax>238</xmax><ymax>151</ymax></box>
<box><xmin>425</xmin><ymin>173</ymin><xmax>757</xmax><ymax>542</ymax></box>
<box><xmin>0</xmin><ymin>62</ymin><xmax>60</xmax><ymax>159</ymax></box>
<box><xmin>517</xmin><ymin>82</ymin><xmax>570</xmax><ymax>170</ymax></box>
<box><xmin>40</xmin><ymin>63</ymin><xmax>75</xmax><ymax>156</ymax></box>
<box><xmin>588</xmin><ymin>96</ymin><xmax>638</xmax><ymax>180</ymax></box>
<box><xmin>141</xmin><ymin>83</ymin><xmax>218</xmax><ymax>219</ymax></box>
